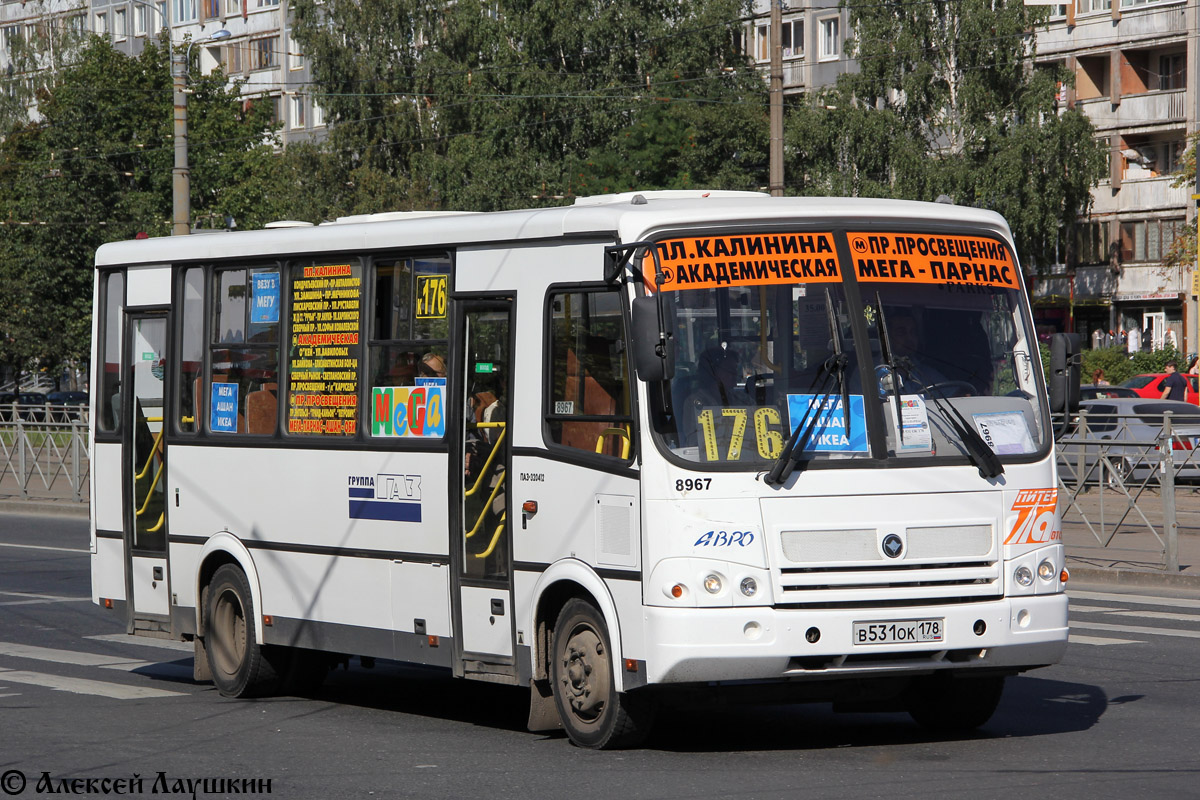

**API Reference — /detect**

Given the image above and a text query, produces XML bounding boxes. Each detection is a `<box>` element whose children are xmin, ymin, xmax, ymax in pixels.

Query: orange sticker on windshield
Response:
<box><xmin>847</xmin><ymin>232</ymin><xmax>1019</xmax><ymax>289</ymax></box>
<box><xmin>642</xmin><ymin>233</ymin><xmax>841</xmax><ymax>292</ymax></box>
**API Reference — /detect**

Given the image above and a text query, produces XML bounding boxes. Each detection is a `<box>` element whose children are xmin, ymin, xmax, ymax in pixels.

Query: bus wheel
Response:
<box><xmin>205</xmin><ymin>564</ymin><xmax>279</xmax><ymax>698</ymax></box>
<box><xmin>907</xmin><ymin>674</ymin><xmax>1005</xmax><ymax>732</ymax></box>
<box><xmin>551</xmin><ymin>598</ymin><xmax>655</xmax><ymax>749</ymax></box>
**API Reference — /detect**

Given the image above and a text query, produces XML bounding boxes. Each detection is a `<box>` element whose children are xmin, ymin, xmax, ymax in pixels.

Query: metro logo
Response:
<box><xmin>1004</xmin><ymin>488</ymin><xmax>1060</xmax><ymax>545</ymax></box>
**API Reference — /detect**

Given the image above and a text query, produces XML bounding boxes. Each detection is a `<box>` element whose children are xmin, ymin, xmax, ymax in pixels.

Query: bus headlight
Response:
<box><xmin>704</xmin><ymin>574</ymin><xmax>723</xmax><ymax>594</ymax></box>
<box><xmin>1038</xmin><ymin>560</ymin><xmax>1056</xmax><ymax>582</ymax></box>
<box><xmin>1014</xmin><ymin>565</ymin><xmax>1034</xmax><ymax>588</ymax></box>
<box><xmin>739</xmin><ymin>577</ymin><xmax>758</xmax><ymax>597</ymax></box>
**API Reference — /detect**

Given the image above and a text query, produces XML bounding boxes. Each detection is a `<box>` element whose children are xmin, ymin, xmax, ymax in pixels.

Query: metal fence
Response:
<box><xmin>0</xmin><ymin>406</ymin><xmax>90</xmax><ymax>503</ymax></box>
<box><xmin>1055</xmin><ymin>408</ymin><xmax>1200</xmax><ymax>572</ymax></box>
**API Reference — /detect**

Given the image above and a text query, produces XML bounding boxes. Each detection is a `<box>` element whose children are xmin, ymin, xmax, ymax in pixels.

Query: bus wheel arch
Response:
<box><xmin>194</xmin><ymin>533</ymin><xmax>264</xmax><ymax>643</ymax></box>
<box><xmin>529</xmin><ymin>564</ymin><xmax>623</xmax><ymax>688</ymax></box>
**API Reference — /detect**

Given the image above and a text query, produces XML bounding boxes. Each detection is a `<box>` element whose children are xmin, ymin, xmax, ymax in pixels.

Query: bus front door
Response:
<box><xmin>452</xmin><ymin>301</ymin><xmax>516</xmax><ymax>680</ymax></box>
<box><xmin>122</xmin><ymin>313</ymin><xmax>171</xmax><ymax>631</ymax></box>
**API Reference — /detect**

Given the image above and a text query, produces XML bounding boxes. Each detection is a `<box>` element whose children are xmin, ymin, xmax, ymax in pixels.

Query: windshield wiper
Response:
<box><xmin>765</xmin><ymin>289</ymin><xmax>850</xmax><ymax>487</ymax></box>
<box><xmin>874</xmin><ymin>293</ymin><xmax>905</xmax><ymax>446</ymax></box>
<box><xmin>902</xmin><ymin>359</ymin><xmax>1003</xmax><ymax>479</ymax></box>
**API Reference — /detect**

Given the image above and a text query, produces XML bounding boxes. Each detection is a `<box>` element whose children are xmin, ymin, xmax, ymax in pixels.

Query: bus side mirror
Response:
<box><xmin>632</xmin><ymin>295</ymin><xmax>675</xmax><ymax>382</ymax></box>
<box><xmin>1049</xmin><ymin>332</ymin><xmax>1081</xmax><ymax>414</ymax></box>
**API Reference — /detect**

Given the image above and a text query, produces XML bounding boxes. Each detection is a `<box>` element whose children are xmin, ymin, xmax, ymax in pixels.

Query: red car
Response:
<box><xmin>1121</xmin><ymin>373</ymin><xmax>1200</xmax><ymax>405</ymax></box>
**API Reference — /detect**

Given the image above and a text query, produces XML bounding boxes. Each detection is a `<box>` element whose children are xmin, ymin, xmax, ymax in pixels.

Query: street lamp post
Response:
<box><xmin>127</xmin><ymin>2</ymin><xmax>230</xmax><ymax>235</ymax></box>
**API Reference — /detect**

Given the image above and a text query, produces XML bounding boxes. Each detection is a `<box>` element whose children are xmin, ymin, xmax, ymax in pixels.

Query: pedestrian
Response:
<box><xmin>1161</xmin><ymin>360</ymin><xmax>1189</xmax><ymax>403</ymax></box>
<box><xmin>1091</xmin><ymin>368</ymin><xmax>1109</xmax><ymax>387</ymax></box>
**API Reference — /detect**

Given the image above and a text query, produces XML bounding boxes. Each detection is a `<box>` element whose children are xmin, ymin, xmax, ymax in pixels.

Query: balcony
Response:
<box><xmin>1091</xmin><ymin>175</ymin><xmax>1189</xmax><ymax>215</ymax></box>
<box><xmin>1032</xmin><ymin>266</ymin><xmax>1117</xmax><ymax>302</ymax></box>
<box><xmin>1076</xmin><ymin>90</ymin><xmax>1186</xmax><ymax>131</ymax></box>
<box><xmin>1037</xmin><ymin>3</ymin><xmax>1187</xmax><ymax>57</ymax></box>
<box><xmin>1114</xmin><ymin>263</ymin><xmax>1187</xmax><ymax>301</ymax></box>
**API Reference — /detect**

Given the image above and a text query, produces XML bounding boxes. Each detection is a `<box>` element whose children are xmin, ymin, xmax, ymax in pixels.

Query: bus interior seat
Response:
<box><xmin>246</xmin><ymin>384</ymin><xmax>277</xmax><ymax>435</ymax></box>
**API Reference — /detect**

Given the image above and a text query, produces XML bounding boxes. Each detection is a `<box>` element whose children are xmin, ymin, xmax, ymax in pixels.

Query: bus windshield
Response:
<box><xmin>650</xmin><ymin>230</ymin><xmax>1047</xmax><ymax>469</ymax></box>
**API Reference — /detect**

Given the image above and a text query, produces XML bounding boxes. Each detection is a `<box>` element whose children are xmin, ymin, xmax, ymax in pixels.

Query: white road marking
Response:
<box><xmin>0</xmin><ymin>668</ymin><xmax>183</xmax><ymax>699</ymax></box>
<box><xmin>0</xmin><ymin>641</ymin><xmax>154</xmax><ymax>671</ymax></box>
<box><xmin>1067</xmin><ymin>604</ymin><xmax>1116</xmax><ymax>613</ymax></box>
<box><xmin>1068</xmin><ymin>633</ymin><xmax>1142</xmax><ymax>646</ymax></box>
<box><xmin>1068</xmin><ymin>589</ymin><xmax>1200</xmax><ymax>610</ymax></box>
<box><xmin>0</xmin><ymin>542</ymin><xmax>88</xmax><ymax>554</ymax></box>
<box><xmin>85</xmin><ymin>634</ymin><xmax>192</xmax><ymax>653</ymax></box>
<box><xmin>0</xmin><ymin>591</ymin><xmax>90</xmax><ymax>608</ymax></box>
<box><xmin>1110</xmin><ymin>609</ymin><xmax>1200</xmax><ymax>624</ymax></box>
<box><xmin>1071</xmin><ymin>621</ymin><xmax>1200</xmax><ymax>640</ymax></box>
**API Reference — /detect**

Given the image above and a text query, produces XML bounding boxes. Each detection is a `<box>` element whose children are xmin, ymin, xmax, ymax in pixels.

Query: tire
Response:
<box><xmin>551</xmin><ymin>598</ymin><xmax>655</xmax><ymax>749</ymax></box>
<box><xmin>204</xmin><ymin>564</ymin><xmax>280</xmax><ymax>698</ymax></box>
<box><xmin>907</xmin><ymin>674</ymin><xmax>1005</xmax><ymax>732</ymax></box>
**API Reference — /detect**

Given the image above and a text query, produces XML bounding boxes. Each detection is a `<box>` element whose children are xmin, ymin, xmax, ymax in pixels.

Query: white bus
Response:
<box><xmin>90</xmin><ymin>192</ymin><xmax>1072</xmax><ymax>748</ymax></box>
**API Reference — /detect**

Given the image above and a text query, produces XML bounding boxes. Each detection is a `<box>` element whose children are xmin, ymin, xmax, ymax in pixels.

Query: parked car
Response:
<box><xmin>46</xmin><ymin>390</ymin><xmax>89</xmax><ymax>421</ymax></box>
<box><xmin>1057</xmin><ymin>398</ymin><xmax>1200</xmax><ymax>485</ymax></box>
<box><xmin>1079</xmin><ymin>385</ymin><xmax>1138</xmax><ymax>401</ymax></box>
<box><xmin>1121</xmin><ymin>373</ymin><xmax>1200</xmax><ymax>404</ymax></box>
<box><xmin>0</xmin><ymin>392</ymin><xmax>50</xmax><ymax>422</ymax></box>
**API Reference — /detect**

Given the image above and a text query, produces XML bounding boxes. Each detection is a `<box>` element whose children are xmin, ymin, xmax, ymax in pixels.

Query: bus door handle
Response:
<box><xmin>491</xmin><ymin>598</ymin><xmax>505</xmax><ymax>616</ymax></box>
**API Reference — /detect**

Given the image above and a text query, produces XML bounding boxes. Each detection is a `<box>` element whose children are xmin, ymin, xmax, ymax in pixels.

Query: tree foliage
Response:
<box><xmin>0</xmin><ymin>37</ymin><xmax>278</xmax><ymax>384</ymax></box>
<box><xmin>785</xmin><ymin>0</ymin><xmax>1107</xmax><ymax>270</ymax></box>
<box><xmin>287</xmin><ymin>0</ymin><xmax>765</xmax><ymax>212</ymax></box>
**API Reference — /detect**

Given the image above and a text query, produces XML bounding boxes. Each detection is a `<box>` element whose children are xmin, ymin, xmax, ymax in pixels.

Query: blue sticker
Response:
<box><xmin>250</xmin><ymin>272</ymin><xmax>280</xmax><ymax>324</ymax></box>
<box><xmin>347</xmin><ymin>474</ymin><xmax>423</xmax><ymax>522</ymax></box>
<box><xmin>786</xmin><ymin>394</ymin><xmax>867</xmax><ymax>453</ymax></box>
<box><xmin>210</xmin><ymin>382</ymin><xmax>239</xmax><ymax>432</ymax></box>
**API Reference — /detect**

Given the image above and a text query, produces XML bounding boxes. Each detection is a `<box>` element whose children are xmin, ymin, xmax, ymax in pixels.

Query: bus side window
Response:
<box><xmin>97</xmin><ymin>271</ymin><xmax>124</xmax><ymax>434</ymax></box>
<box><xmin>177</xmin><ymin>268</ymin><xmax>204</xmax><ymax>433</ymax></box>
<box><xmin>209</xmin><ymin>267</ymin><xmax>280</xmax><ymax>435</ymax></box>
<box><xmin>546</xmin><ymin>288</ymin><xmax>634</xmax><ymax>460</ymax></box>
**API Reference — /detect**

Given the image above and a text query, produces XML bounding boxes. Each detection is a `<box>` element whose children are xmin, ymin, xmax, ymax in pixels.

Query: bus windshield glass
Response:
<box><xmin>648</xmin><ymin>229</ymin><xmax>1047</xmax><ymax>468</ymax></box>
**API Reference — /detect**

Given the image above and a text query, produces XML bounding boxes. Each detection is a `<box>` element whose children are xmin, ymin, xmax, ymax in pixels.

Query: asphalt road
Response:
<box><xmin>1</xmin><ymin>512</ymin><xmax>1199</xmax><ymax>799</ymax></box>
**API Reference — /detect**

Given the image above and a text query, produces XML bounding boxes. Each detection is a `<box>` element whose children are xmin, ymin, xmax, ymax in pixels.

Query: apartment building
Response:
<box><xmin>0</xmin><ymin>0</ymin><xmax>323</xmax><ymax>143</ymax></box>
<box><xmin>1034</xmin><ymin>0</ymin><xmax>1198</xmax><ymax>352</ymax></box>
<box><xmin>742</xmin><ymin>0</ymin><xmax>855</xmax><ymax>96</ymax></box>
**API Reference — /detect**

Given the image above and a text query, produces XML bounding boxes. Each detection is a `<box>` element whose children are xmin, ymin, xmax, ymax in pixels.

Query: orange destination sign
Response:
<box><xmin>847</xmin><ymin>232</ymin><xmax>1020</xmax><ymax>289</ymax></box>
<box><xmin>642</xmin><ymin>233</ymin><xmax>841</xmax><ymax>292</ymax></box>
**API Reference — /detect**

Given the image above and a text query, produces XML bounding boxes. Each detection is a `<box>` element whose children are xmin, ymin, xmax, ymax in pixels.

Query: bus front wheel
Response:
<box><xmin>204</xmin><ymin>564</ymin><xmax>280</xmax><ymax>698</ymax></box>
<box><xmin>550</xmin><ymin>598</ymin><xmax>655</xmax><ymax>749</ymax></box>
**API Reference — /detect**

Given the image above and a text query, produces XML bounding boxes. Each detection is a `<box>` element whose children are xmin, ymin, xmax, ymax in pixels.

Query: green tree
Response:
<box><xmin>287</xmin><ymin>0</ymin><xmax>763</xmax><ymax>212</ymax></box>
<box><xmin>0</xmin><ymin>37</ymin><xmax>278</xmax><ymax>385</ymax></box>
<box><xmin>785</xmin><ymin>0</ymin><xmax>1107</xmax><ymax>270</ymax></box>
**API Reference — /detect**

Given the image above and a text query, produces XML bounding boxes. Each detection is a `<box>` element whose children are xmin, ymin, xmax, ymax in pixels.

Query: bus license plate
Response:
<box><xmin>853</xmin><ymin>618</ymin><xmax>944</xmax><ymax>645</ymax></box>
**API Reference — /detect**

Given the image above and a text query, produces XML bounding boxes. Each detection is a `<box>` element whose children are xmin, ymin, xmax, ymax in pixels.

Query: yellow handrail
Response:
<box><xmin>464</xmin><ymin>471</ymin><xmax>506</xmax><ymax>540</ymax></box>
<box><xmin>474</xmin><ymin>514</ymin><xmax>507</xmax><ymax>559</ymax></box>
<box><xmin>135</xmin><ymin>459</ymin><xmax>164</xmax><ymax>517</ymax></box>
<box><xmin>135</xmin><ymin>416</ymin><xmax>165</xmax><ymax>481</ymax></box>
<box><xmin>147</xmin><ymin>513</ymin><xmax>165</xmax><ymax>533</ymax></box>
<box><xmin>465</xmin><ymin>423</ymin><xmax>507</xmax><ymax>498</ymax></box>
<box><xmin>594</xmin><ymin>426</ymin><xmax>632</xmax><ymax>459</ymax></box>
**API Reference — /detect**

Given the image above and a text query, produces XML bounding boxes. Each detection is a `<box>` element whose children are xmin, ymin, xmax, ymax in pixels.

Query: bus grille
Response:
<box><xmin>774</xmin><ymin>525</ymin><xmax>1000</xmax><ymax>606</ymax></box>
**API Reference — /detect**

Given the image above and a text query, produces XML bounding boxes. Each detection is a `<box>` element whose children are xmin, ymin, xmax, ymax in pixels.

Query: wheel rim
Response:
<box><xmin>211</xmin><ymin>587</ymin><xmax>246</xmax><ymax>678</ymax></box>
<box><xmin>559</xmin><ymin>621</ymin><xmax>611</xmax><ymax>727</ymax></box>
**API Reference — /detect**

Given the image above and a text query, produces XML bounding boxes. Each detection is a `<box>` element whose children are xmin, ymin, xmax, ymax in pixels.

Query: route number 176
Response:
<box><xmin>697</xmin><ymin>406</ymin><xmax>784</xmax><ymax>462</ymax></box>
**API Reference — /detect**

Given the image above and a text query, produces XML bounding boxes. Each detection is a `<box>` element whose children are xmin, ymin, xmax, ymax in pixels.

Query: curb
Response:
<box><xmin>1066</xmin><ymin>564</ymin><xmax>1200</xmax><ymax>590</ymax></box>
<box><xmin>0</xmin><ymin>499</ymin><xmax>89</xmax><ymax>519</ymax></box>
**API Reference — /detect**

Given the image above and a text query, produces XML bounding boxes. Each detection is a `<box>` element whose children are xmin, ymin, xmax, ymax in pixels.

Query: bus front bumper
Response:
<box><xmin>639</xmin><ymin>593</ymin><xmax>1068</xmax><ymax>686</ymax></box>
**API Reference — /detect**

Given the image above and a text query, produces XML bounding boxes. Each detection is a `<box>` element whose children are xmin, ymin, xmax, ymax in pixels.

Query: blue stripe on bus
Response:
<box><xmin>348</xmin><ymin>487</ymin><xmax>374</xmax><ymax>498</ymax></box>
<box><xmin>348</xmin><ymin>500</ymin><xmax>422</xmax><ymax>522</ymax></box>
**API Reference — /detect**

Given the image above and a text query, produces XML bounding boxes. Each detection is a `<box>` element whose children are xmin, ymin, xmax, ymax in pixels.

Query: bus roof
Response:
<box><xmin>93</xmin><ymin>194</ymin><xmax>1014</xmax><ymax>268</ymax></box>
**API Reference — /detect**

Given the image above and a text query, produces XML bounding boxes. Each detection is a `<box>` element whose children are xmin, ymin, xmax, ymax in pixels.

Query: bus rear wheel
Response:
<box><xmin>907</xmin><ymin>673</ymin><xmax>1005</xmax><ymax>731</ymax></box>
<box><xmin>551</xmin><ymin>598</ymin><xmax>655</xmax><ymax>749</ymax></box>
<box><xmin>204</xmin><ymin>564</ymin><xmax>280</xmax><ymax>698</ymax></box>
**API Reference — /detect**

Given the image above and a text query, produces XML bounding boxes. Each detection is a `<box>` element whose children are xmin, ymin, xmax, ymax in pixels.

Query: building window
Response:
<box><xmin>1159</xmin><ymin>53</ymin><xmax>1185</xmax><ymax>90</ymax></box>
<box><xmin>224</xmin><ymin>42</ymin><xmax>244</xmax><ymax>73</ymax></box>
<box><xmin>114</xmin><ymin>9</ymin><xmax>126</xmax><ymax>40</ymax></box>
<box><xmin>202</xmin><ymin>0</ymin><xmax>220</xmax><ymax>21</ymax></box>
<box><xmin>1078</xmin><ymin>0</ymin><xmax>1111</xmax><ymax>12</ymax></box>
<box><xmin>134</xmin><ymin>5</ymin><xmax>148</xmax><ymax>36</ymax></box>
<box><xmin>753</xmin><ymin>19</ymin><xmax>803</xmax><ymax>63</ymax></box>
<box><xmin>256</xmin><ymin>0</ymin><xmax>280</xmax><ymax>7</ymax></box>
<box><xmin>174</xmin><ymin>0</ymin><xmax>197</xmax><ymax>24</ymax></box>
<box><xmin>251</xmin><ymin>35</ymin><xmax>278</xmax><ymax>70</ymax></box>
<box><xmin>225</xmin><ymin>0</ymin><xmax>241</xmax><ymax>14</ymax></box>
<box><xmin>1074</xmin><ymin>221</ymin><xmax>1112</xmax><ymax>266</ymax></box>
<box><xmin>1119</xmin><ymin>218</ymin><xmax>1185</xmax><ymax>263</ymax></box>
<box><xmin>545</xmin><ymin>288</ymin><xmax>633</xmax><ymax>460</ymax></box>
<box><xmin>290</xmin><ymin>95</ymin><xmax>305</xmax><ymax>129</ymax></box>
<box><xmin>94</xmin><ymin>12</ymin><xmax>107</xmax><ymax>35</ymax></box>
<box><xmin>312</xmin><ymin>101</ymin><xmax>325</xmax><ymax>128</ymax></box>
<box><xmin>754</xmin><ymin>23</ymin><xmax>769</xmax><ymax>62</ymax></box>
<box><xmin>288</xmin><ymin>35</ymin><xmax>303</xmax><ymax>70</ymax></box>
<box><xmin>819</xmin><ymin>17</ymin><xmax>839</xmax><ymax>61</ymax></box>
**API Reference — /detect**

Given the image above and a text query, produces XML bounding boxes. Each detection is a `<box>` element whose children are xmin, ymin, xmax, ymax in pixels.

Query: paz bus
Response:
<box><xmin>90</xmin><ymin>191</ymin><xmax>1075</xmax><ymax>748</ymax></box>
